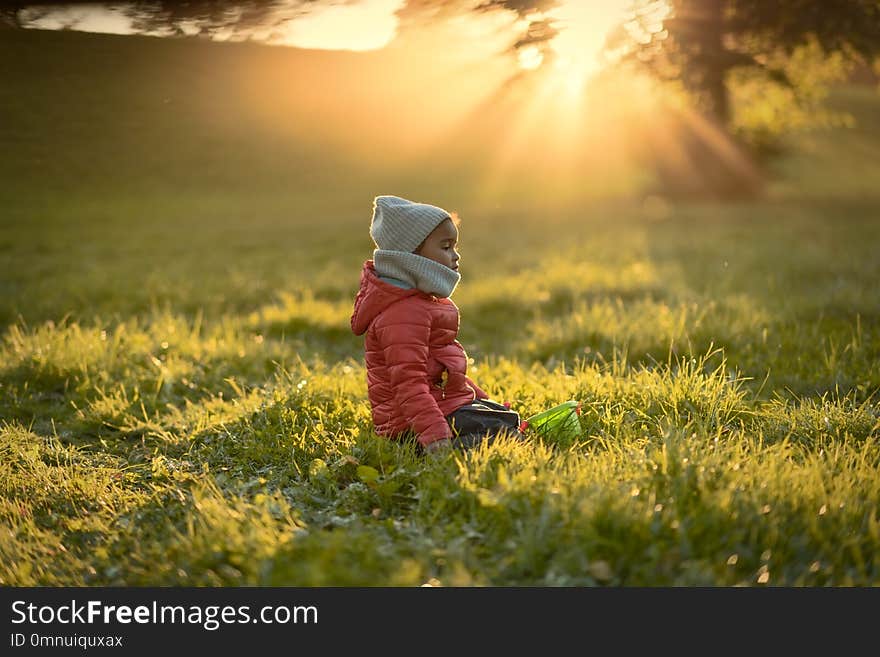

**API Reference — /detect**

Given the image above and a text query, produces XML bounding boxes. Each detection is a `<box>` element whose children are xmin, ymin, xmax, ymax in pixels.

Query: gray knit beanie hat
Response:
<box><xmin>370</xmin><ymin>195</ymin><xmax>451</xmax><ymax>253</ymax></box>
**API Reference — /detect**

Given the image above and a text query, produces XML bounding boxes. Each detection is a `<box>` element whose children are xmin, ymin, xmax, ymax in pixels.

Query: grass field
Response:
<box><xmin>1</xmin><ymin>27</ymin><xmax>879</xmax><ymax>586</ymax></box>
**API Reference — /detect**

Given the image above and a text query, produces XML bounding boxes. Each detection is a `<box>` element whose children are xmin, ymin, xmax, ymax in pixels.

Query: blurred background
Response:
<box><xmin>1</xmin><ymin>0</ymin><xmax>879</xmax><ymax>330</ymax></box>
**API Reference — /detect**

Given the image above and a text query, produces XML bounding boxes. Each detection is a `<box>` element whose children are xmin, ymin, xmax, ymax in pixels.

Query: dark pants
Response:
<box><xmin>446</xmin><ymin>399</ymin><xmax>524</xmax><ymax>449</ymax></box>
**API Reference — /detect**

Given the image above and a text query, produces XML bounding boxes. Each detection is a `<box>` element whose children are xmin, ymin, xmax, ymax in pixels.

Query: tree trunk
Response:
<box><xmin>700</xmin><ymin>0</ymin><xmax>730</xmax><ymax>126</ymax></box>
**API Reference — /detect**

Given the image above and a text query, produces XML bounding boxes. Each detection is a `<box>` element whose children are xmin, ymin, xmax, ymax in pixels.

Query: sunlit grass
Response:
<box><xmin>3</xmin><ymin>345</ymin><xmax>878</xmax><ymax>586</ymax></box>
<box><xmin>1</xmin><ymin>29</ymin><xmax>879</xmax><ymax>586</ymax></box>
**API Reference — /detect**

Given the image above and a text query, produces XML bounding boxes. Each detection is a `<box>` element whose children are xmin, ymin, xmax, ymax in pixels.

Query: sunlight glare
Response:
<box><xmin>514</xmin><ymin>0</ymin><xmax>672</xmax><ymax>97</ymax></box>
<box><xmin>518</xmin><ymin>46</ymin><xmax>544</xmax><ymax>70</ymax></box>
<box><xmin>546</xmin><ymin>0</ymin><xmax>633</xmax><ymax>87</ymax></box>
<box><xmin>271</xmin><ymin>0</ymin><xmax>405</xmax><ymax>51</ymax></box>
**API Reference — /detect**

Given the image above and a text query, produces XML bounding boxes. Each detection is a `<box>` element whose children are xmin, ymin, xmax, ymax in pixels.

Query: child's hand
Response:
<box><xmin>424</xmin><ymin>438</ymin><xmax>453</xmax><ymax>456</ymax></box>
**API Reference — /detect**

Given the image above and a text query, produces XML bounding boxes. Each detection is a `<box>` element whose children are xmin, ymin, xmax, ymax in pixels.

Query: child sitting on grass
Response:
<box><xmin>350</xmin><ymin>195</ymin><xmax>523</xmax><ymax>455</ymax></box>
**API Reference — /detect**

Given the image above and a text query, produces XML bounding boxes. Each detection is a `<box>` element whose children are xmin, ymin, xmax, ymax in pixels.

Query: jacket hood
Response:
<box><xmin>351</xmin><ymin>260</ymin><xmax>421</xmax><ymax>336</ymax></box>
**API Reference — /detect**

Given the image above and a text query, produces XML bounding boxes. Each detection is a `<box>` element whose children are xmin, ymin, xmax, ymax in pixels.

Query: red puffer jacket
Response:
<box><xmin>350</xmin><ymin>260</ymin><xmax>488</xmax><ymax>447</ymax></box>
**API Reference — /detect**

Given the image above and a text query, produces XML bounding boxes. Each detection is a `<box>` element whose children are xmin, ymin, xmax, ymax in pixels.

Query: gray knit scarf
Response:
<box><xmin>373</xmin><ymin>250</ymin><xmax>461</xmax><ymax>298</ymax></box>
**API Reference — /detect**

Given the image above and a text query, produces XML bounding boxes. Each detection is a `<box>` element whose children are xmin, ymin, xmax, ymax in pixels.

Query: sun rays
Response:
<box><xmin>34</xmin><ymin>0</ymin><xmax>761</xmax><ymax>205</ymax></box>
<box><xmin>468</xmin><ymin>0</ymin><xmax>763</xmax><ymax>205</ymax></box>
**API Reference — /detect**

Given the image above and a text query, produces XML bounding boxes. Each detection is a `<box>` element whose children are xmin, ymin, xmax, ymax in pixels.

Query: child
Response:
<box><xmin>350</xmin><ymin>195</ymin><xmax>522</xmax><ymax>454</ymax></box>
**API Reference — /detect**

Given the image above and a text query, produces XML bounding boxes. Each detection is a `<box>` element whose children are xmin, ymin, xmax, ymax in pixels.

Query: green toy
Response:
<box><xmin>520</xmin><ymin>400</ymin><xmax>581</xmax><ymax>442</ymax></box>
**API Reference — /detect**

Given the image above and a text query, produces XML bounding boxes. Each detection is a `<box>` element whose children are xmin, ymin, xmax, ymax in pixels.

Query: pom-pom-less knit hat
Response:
<box><xmin>370</xmin><ymin>195</ymin><xmax>451</xmax><ymax>253</ymax></box>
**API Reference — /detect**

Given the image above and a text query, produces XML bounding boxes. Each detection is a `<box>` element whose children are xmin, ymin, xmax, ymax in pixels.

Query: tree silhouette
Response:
<box><xmin>2</xmin><ymin>1</ymin><xmax>314</xmax><ymax>37</ymax></box>
<box><xmin>623</xmin><ymin>0</ymin><xmax>880</xmax><ymax>126</ymax></box>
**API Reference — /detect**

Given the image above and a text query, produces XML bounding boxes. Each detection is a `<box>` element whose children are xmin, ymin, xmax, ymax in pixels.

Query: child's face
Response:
<box><xmin>415</xmin><ymin>218</ymin><xmax>460</xmax><ymax>272</ymax></box>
